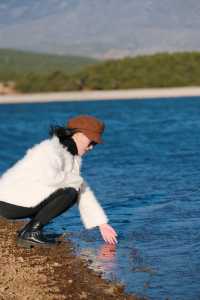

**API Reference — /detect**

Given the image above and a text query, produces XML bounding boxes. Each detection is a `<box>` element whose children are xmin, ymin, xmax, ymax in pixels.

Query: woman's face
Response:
<box><xmin>72</xmin><ymin>132</ymin><xmax>94</xmax><ymax>156</ymax></box>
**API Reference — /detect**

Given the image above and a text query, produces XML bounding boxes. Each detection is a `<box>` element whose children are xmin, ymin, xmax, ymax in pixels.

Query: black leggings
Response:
<box><xmin>0</xmin><ymin>187</ymin><xmax>78</xmax><ymax>226</ymax></box>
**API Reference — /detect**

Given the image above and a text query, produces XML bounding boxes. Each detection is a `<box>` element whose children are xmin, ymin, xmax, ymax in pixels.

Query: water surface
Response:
<box><xmin>0</xmin><ymin>97</ymin><xmax>199</xmax><ymax>300</ymax></box>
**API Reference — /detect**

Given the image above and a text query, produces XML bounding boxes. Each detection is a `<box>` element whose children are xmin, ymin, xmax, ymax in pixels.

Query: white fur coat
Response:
<box><xmin>0</xmin><ymin>136</ymin><xmax>108</xmax><ymax>229</ymax></box>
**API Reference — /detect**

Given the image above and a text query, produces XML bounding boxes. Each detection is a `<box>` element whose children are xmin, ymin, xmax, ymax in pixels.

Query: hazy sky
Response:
<box><xmin>0</xmin><ymin>0</ymin><xmax>200</xmax><ymax>58</ymax></box>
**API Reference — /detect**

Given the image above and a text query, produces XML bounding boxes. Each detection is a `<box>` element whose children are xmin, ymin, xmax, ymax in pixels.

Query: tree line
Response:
<box><xmin>1</xmin><ymin>50</ymin><xmax>200</xmax><ymax>92</ymax></box>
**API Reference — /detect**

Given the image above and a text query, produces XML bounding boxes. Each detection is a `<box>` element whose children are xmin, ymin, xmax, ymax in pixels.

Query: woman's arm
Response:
<box><xmin>78</xmin><ymin>181</ymin><xmax>108</xmax><ymax>229</ymax></box>
<box><xmin>78</xmin><ymin>181</ymin><xmax>118</xmax><ymax>244</ymax></box>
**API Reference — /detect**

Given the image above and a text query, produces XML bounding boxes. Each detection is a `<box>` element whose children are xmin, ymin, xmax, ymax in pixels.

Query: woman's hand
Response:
<box><xmin>99</xmin><ymin>223</ymin><xmax>118</xmax><ymax>244</ymax></box>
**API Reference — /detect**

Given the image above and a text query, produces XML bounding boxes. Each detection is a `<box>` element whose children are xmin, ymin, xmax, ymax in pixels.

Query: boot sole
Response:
<box><xmin>16</xmin><ymin>237</ymin><xmax>56</xmax><ymax>249</ymax></box>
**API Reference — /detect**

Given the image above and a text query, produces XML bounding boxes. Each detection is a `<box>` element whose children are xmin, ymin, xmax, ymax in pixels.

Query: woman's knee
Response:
<box><xmin>63</xmin><ymin>187</ymin><xmax>78</xmax><ymax>203</ymax></box>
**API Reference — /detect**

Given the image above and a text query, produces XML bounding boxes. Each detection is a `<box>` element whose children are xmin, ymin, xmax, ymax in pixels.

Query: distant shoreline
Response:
<box><xmin>1</xmin><ymin>87</ymin><xmax>200</xmax><ymax>104</ymax></box>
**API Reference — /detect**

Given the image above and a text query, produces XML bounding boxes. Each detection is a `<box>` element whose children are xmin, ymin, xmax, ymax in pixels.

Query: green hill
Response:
<box><xmin>0</xmin><ymin>48</ymin><xmax>98</xmax><ymax>81</ymax></box>
<box><xmin>2</xmin><ymin>51</ymin><xmax>200</xmax><ymax>93</ymax></box>
<box><xmin>74</xmin><ymin>52</ymin><xmax>200</xmax><ymax>90</ymax></box>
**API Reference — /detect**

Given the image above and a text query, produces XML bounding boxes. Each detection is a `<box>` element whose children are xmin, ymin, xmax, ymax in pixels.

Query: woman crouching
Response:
<box><xmin>0</xmin><ymin>115</ymin><xmax>117</xmax><ymax>247</ymax></box>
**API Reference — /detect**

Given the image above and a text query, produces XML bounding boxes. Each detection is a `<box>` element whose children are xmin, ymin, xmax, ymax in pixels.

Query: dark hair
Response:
<box><xmin>49</xmin><ymin>125</ymin><xmax>77</xmax><ymax>144</ymax></box>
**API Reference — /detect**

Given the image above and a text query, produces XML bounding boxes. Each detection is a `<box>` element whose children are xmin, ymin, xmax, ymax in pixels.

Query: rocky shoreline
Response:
<box><xmin>0</xmin><ymin>217</ymin><xmax>145</xmax><ymax>300</ymax></box>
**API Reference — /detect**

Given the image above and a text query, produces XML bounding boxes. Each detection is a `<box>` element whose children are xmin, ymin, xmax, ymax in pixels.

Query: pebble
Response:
<box><xmin>53</xmin><ymin>262</ymin><xmax>62</xmax><ymax>267</ymax></box>
<box><xmin>104</xmin><ymin>284</ymin><xmax>118</xmax><ymax>295</ymax></box>
<box><xmin>17</xmin><ymin>256</ymin><xmax>24</xmax><ymax>263</ymax></box>
<box><xmin>79</xmin><ymin>291</ymin><xmax>87</xmax><ymax>299</ymax></box>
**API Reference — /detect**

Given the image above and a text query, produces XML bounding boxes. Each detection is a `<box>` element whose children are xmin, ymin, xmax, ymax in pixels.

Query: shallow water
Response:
<box><xmin>0</xmin><ymin>97</ymin><xmax>200</xmax><ymax>300</ymax></box>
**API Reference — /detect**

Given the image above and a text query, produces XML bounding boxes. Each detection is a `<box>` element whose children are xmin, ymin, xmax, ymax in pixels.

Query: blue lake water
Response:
<box><xmin>0</xmin><ymin>97</ymin><xmax>200</xmax><ymax>300</ymax></box>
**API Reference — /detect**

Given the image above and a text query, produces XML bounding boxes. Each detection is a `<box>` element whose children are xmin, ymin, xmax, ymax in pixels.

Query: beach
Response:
<box><xmin>0</xmin><ymin>217</ymin><xmax>145</xmax><ymax>300</ymax></box>
<box><xmin>0</xmin><ymin>87</ymin><xmax>200</xmax><ymax>104</ymax></box>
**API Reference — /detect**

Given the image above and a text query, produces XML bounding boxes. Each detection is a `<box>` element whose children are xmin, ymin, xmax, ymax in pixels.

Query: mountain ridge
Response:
<box><xmin>0</xmin><ymin>0</ymin><xmax>200</xmax><ymax>58</ymax></box>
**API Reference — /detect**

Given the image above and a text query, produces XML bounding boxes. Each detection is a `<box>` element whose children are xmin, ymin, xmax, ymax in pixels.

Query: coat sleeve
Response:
<box><xmin>77</xmin><ymin>180</ymin><xmax>109</xmax><ymax>229</ymax></box>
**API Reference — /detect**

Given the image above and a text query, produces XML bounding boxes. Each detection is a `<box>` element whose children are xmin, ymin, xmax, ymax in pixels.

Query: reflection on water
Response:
<box><xmin>77</xmin><ymin>240</ymin><xmax>157</xmax><ymax>292</ymax></box>
<box><xmin>78</xmin><ymin>244</ymin><xmax>117</xmax><ymax>276</ymax></box>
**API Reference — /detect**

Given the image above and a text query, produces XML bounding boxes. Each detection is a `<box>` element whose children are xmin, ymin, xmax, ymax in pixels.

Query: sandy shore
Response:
<box><xmin>0</xmin><ymin>217</ymin><xmax>145</xmax><ymax>300</ymax></box>
<box><xmin>0</xmin><ymin>87</ymin><xmax>200</xmax><ymax>104</ymax></box>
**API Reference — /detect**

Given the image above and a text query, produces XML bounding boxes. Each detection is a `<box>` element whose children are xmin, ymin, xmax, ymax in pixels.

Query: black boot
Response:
<box><xmin>17</xmin><ymin>219</ymin><xmax>56</xmax><ymax>247</ymax></box>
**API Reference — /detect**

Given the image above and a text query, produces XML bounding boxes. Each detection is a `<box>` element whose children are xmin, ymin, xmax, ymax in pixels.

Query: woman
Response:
<box><xmin>0</xmin><ymin>115</ymin><xmax>118</xmax><ymax>247</ymax></box>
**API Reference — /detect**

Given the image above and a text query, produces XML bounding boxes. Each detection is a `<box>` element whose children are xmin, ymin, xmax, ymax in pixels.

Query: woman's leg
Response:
<box><xmin>0</xmin><ymin>201</ymin><xmax>36</xmax><ymax>220</ymax></box>
<box><xmin>17</xmin><ymin>187</ymin><xmax>78</xmax><ymax>246</ymax></box>
<box><xmin>32</xmin><ymin>187</ymin><xmax>78</xmax><ymax>226</ymax></box>
<box><xmin>0</xmin><ymin>187</ymin><xmax>78</xmax><ymax>222</ymax></box>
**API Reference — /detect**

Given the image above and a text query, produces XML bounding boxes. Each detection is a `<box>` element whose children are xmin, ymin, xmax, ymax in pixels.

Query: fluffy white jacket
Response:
<box><xmin>0</xmin><ymin>136</ymin><xmax>108</xmax><ymax>229</ymax></box>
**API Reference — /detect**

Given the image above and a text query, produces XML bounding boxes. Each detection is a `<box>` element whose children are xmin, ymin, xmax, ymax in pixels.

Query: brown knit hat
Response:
<box><xmin>67</xmin><ymin>115</ymin><xmax>105</xmax><ymax>144</ymax></box>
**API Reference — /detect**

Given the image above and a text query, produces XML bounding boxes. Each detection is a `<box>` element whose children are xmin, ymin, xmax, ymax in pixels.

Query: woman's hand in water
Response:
<box><xmin>99</xmin><ymin>223</ymin><xmax>118</xmax><ymax>244</ymax></box>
